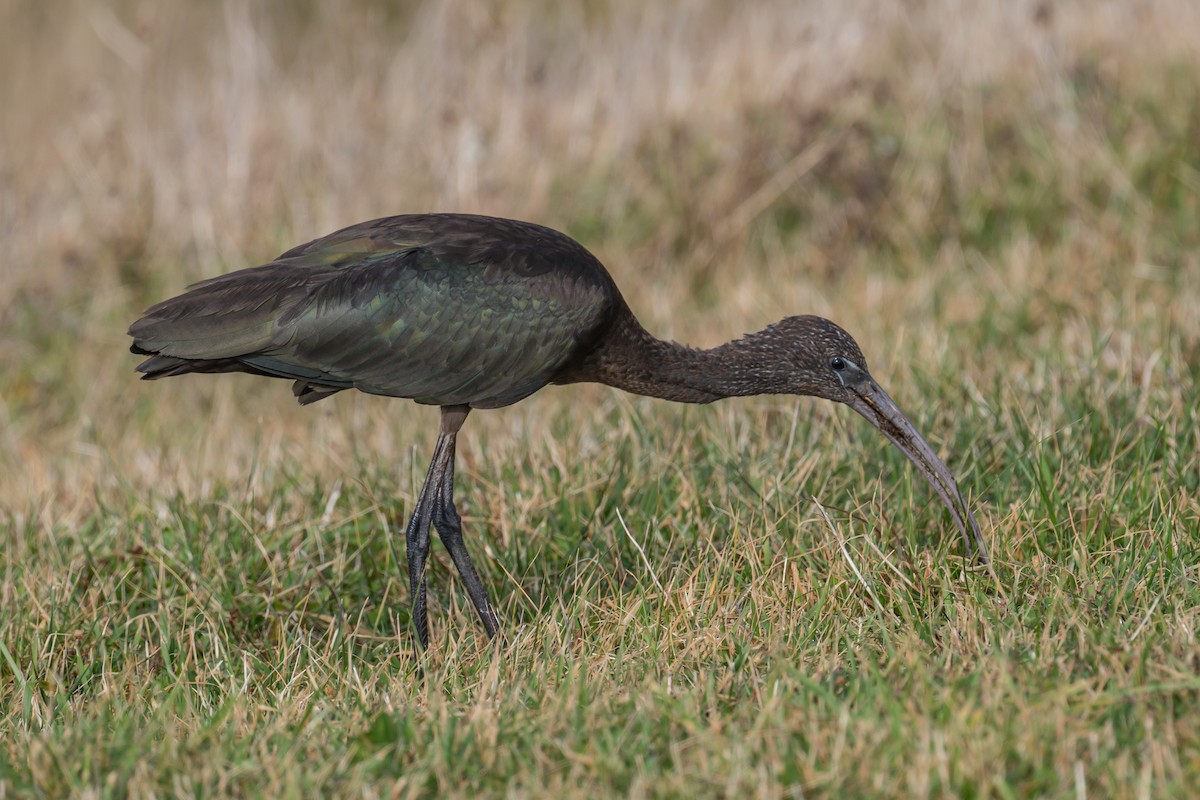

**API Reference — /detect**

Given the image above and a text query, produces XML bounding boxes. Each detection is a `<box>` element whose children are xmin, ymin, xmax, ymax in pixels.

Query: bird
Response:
<box><xmin>129</xmin><ymin>213</ymin><xmax>987</xmax><ymax>649</ymax></box>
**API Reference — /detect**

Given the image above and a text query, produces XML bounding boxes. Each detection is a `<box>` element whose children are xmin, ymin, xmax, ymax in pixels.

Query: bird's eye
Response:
<box><xmin>830</xmin><ymin>356</ymin><xmax>846</xmax><ymax>371</ymax></box>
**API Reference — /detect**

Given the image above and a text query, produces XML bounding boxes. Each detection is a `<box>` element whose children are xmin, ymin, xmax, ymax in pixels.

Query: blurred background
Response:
<box><xmin>4</xmin><ymin>4</ymin><xmax>1199</xmax><ymax>791</ymax></box>
<box><xmin>1</xmin><ymin>0</ymin><xmax>1197</xmax><ymax>519</ymax></box>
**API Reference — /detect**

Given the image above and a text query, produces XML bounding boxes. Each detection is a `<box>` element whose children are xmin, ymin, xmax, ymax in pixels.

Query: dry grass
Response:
<box><xmin>1</xmin><ymin>0</ymin><xmax>1199</xmax><ymax>796</ymax></box>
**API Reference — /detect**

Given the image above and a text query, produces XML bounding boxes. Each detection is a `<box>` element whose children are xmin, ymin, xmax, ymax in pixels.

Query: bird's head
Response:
<box><xmin>767</xmin><ymin>315</ymin><xmax>870</xmax><ymax>403</ymax></box>
<box><xmin>771</xmin><ymin>315</ymin><xmax>988</xmax><ymax>562</ymax></box>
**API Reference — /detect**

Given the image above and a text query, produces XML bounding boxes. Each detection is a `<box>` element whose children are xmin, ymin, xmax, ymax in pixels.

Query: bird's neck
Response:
<box><xmin>568</xmin><ymin>313</ymin><xmax>790</xmax><ymax>403</ymax></box>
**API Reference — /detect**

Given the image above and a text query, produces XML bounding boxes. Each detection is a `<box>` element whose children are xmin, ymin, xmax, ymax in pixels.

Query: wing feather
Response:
<box><xmin>129</xmin><ymin>214</ymin><xmax>618</xmax><ymax>408</ymax></box>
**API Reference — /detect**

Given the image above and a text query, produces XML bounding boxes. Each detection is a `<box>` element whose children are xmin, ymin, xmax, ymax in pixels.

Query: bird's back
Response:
<box><xmin>129</xmin><ymin>214</ymin><xmax>622</xmax><ymax>408</ymax></box>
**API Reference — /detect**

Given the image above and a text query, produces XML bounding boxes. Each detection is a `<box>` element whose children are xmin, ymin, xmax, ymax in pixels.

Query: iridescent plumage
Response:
<box><xmin>131</xmin><ymin>213</ymin><xmax>986</xmax><ymax>649</ymax></box>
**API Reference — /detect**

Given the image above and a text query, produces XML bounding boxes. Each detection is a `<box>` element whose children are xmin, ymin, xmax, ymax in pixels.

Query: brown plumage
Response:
<box><xmin>130</xmin><ymin>213</ymin><xmax>986</xmax><ymax>649</ymax></box>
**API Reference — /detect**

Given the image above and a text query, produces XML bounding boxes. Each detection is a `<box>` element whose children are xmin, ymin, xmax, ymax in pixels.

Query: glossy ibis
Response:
<box><xmin>129</xmin><ymin>213</ymin><xmax>986</xmax><ymax>648</ymax></box>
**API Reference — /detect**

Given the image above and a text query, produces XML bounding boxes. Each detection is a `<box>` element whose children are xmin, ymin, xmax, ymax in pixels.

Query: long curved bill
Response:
<box><xmin>845</xmin><ymin>378</ymin><xmax>988</xmax><ymax>564</ymax></box>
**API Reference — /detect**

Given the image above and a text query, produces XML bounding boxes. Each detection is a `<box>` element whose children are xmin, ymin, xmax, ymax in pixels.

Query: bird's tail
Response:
<box><xmin>130</xmin><ymin>349</ymin><xmax>254</xmax><ymax>380</ymax></box>
<box><xmin>128</xmin><ymin>263</ymin><xmax>350</xmax><ymax>402</ymax></box>
<box><xmin>128</xmin><ymin>266</ymin><xmax>300</xmax><ymax>359</ymax></box>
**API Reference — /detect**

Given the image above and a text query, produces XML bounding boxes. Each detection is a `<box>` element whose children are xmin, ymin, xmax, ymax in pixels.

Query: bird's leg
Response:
<box><xmin>429</xmin><ymin>406</ymin><xmax>502</xmax><ymax>639</ymax></box>
<box><xmin>430</xmin><ymin>437</ymin><xmax>502</xmax><ymax>639</ymax></box>
<box><xmin>405</xmin><ymin>430</ymin><xmax>455</xmax><ymax>651</ymax></box>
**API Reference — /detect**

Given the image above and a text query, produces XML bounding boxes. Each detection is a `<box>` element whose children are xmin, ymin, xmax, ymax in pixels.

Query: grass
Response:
<box><xmin>2</xmin><ymin>0</ymin><xmax>1199</xmax><ymax>796</ymax></box>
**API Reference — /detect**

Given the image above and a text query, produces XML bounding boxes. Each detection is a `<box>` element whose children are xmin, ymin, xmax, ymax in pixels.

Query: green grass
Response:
<box><xmin>3</xmin><ymin>0</ymin><xmax>1200</xmax><ymax>796</ymax></box>
<box><xmin>3</xmin><ymin>360</ymin><xmax>1198</xmax><ymax>796</ymax></box>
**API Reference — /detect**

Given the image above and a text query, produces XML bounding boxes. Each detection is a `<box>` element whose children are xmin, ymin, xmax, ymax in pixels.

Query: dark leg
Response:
<box><xmin>430</xmin><ymin>436</ymin><xmax>502</xmax><ymax>638</ymax></box>
<box><xmin>405</xmin><ymin>431</ymin><xmax>455</xmax><ymax>650</ymax></box>
<box><xmin>405</xmin><ymin>405</ymin><xmax>501</xmax><ymax>648</ymax></box>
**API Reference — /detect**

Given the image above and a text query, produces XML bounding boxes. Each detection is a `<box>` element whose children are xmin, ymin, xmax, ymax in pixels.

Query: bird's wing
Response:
<box><xmin>265</xmin><ymin>246</ymin><xmax>612</xmax><ymax>407</ymax></box>
<box><xmin>130</xmin><ymin>216</ymin><xmax>616</xmax><ymax>408</ymax></box>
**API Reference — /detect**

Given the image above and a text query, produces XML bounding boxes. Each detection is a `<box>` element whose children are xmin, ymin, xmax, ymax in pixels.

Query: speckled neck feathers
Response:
<box><xmin>557</xmin><ymin>310</ymin><xmax>801</xmax><ymax>404</ymax></box>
